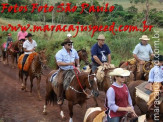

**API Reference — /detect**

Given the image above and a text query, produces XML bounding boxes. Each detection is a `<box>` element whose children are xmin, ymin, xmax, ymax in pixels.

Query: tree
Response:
<box><xmin>130</xmin><ymin>0</ymin><xmax>150</xmax><ymax>23</ymax></box>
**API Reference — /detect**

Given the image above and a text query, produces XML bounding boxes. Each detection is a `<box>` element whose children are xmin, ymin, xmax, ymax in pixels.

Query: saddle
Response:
<box><xmin>18</xmin><ymin>52</ymin><xmax>38</xmax><ymax>71</ymax></box>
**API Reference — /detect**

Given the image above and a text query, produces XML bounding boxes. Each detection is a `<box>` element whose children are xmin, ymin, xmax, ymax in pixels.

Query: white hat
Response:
<box><xmin>139</xmin><ymin>35</ymin><xmax>150</xmax><ymax>40</ymax></box>
<box><xmin>67</xmin><ymin>33</ymin><xmax>72</xmax><ymax>37</ymax></box>
<box><xmin>97</xmin><ymin>34</ymin><xmax>105</xmax><ymax>40</ymax></box>
<box><xmin>109</xmin><ymin>68</ymin><xmax>130</xmax><ymax>77</ymax></box>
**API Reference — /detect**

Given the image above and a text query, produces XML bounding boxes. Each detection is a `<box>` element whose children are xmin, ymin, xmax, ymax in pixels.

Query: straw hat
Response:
<box><xmin>109</xmin><ymin>68</ymin><xmax>130</xmax><ymax>77</ymax></box>
<box><xmin>97</xmin><ymin>34</ymin><xmax>105</xmax><ymax>40</ymax></box>
<box><xmin>139</xmin><ymin>35</ymin><xmax>150</xmax><ymax>40</ymax></box>
<box><xmin>67</xmin><ymin>33</ymin><xmax>72</xmax><ymax>37</ymax></box>
<box><xmin>61</xmin><ymin>38</ymin><xmax>73</xmax><ymax>46</ymax></box>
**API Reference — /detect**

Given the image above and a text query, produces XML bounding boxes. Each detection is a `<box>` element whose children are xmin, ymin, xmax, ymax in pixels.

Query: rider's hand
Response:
<box><xmin>126</xmin><ymin>107</ymin><xmax>138</xmax><ymax>117</ymax></box>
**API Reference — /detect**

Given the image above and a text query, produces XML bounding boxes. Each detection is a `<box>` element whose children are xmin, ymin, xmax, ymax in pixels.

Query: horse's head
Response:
<box><xmin>16</xmin><ymin>41</ymin><xmax>23</xmax><ymax>54</ymax></box>
<box><xmin>39</xmin><ymin>49</ymin><xmax>47</xmax><ymax>69</ymax></box>
<box><xmin>78</xmin><ymin>49</ymin><xmax>89</xmax><ymax>65</ymax></box>
<box><xmin>86</xmin><ymin>71</ymin><xmax>99</xmax><ymax>97</ymax></box>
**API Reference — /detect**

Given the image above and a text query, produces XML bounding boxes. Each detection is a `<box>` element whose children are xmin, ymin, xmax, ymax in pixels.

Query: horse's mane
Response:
<box><xmin>77</xmin><ymin>49</ymin><xmax>86</xmax><ymax>53</ymax></box>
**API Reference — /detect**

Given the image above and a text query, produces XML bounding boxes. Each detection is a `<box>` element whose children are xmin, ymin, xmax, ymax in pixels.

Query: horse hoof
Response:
<box><xmin>61</xmin><ymin>116</ymin><xmax>66</xmax><ymax>120</ymax></box>
<box><xmin>21</xmin><ymin>87</ymin><xmax>25</xmax><ymax>90</ymax></box>
<box><xmin>38</xmin><ymin>97</ymin><xmax>42</xmax><ymax>101</ymax></box>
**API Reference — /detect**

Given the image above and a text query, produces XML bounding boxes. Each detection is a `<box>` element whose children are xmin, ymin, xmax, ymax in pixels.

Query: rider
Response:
<box><xmin>22</xmin><ymin>33</ymin><xmax>37</xmax><ymax>71</ymax></box>
<box><xmin>91</xmin><ymin>34</ymin><xmax>111</xmax><ymax>73</ymax></box>
<box><xmin>133</xmin><ymin>35</ymin><xmax>154</xmax><ymax>80</ymax></box>
<box><xmin>17</xmin><ymin>29</ymin><xmax>28</xmax><ymax>42</ymax></box>
<box><xmin>4</xmin><ymin>33</ymin><xmax>13</xmax><ymax>51</ymax></box>
<box><xmin>55</xmin><ymin>38</ymin><xmax>79</xmax><ymax>105</ymax></box>
<box><xmin>147</xmin><ymin>55</ymin><xmax>163</xmax><ymax>109</ymax></box>
<box><xmin>105</xmin><ymin>68</ymin><xmax>137</xmax><ymax>122</ymax></box>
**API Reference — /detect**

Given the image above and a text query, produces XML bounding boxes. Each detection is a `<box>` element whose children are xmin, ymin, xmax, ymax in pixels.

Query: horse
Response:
<box><xmin>18</xmin><ymin>49</ymin><xmax>47</xmax><ymax>100</ymax></box>
<box><xmin>43</xmin><ymin>69</ymin><xmax>99</xmax><ymax>122</ymax></box>
<box><xmin>1</xmin><ymin>41</ymin><xmax>23</xmax><ymax>68</ymax></box>
<box><xmin>55</xmin><ymin>49</ymin><xmax>89</xmax><ymax>69</ymax></box>
<box><xmin>119</xmin><ymin>60</ymin><xmax>154</xmax><ymax>81</ymax></box>
<box><xmin>128</xmin><ymin>80</ymin><xmax>163</xmax><ymax>121</ymax></box>
<box><xmin>77</xmin><ymin>49</ymin><xmax>89</xmax><ymax>65</ymax></box>
<box><xmin>83</xmin><ymin>107</ymin><xmax>138</xmax><ymax>122</ymax></box>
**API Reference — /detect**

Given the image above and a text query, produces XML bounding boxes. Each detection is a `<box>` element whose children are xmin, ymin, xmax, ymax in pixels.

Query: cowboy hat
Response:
<box><xmin>67</xmin><ymin>33</ymin><xmax>72</xmax><ymax>37</ymax></box>
<box><xmin>97</xmin><ymin>34</ymin><xmax>105</xmax><ymax>40</ymax></box>
<box><xmin>109</xmin><ymin>68</ymin><xmax>130</xmax><ymax>77</ymax></box>
<box><xmin>154</xmin><ymin>55</ymin><xmax>163</xmax><ymax>61</ymax></box>
<box><xmin>139</xmin><ymin>35</ymin><xmax>150</xmax><ymax>40</ymax></box>
<box><xmin>61</xmin><ymin>38</ymin><xmax>73</xmax><ymax>46</ymax></box>
<box><xmin>8</xmin><ymin>33</ymin><xmax>11</xmax><ymax>36</ymax></box>
<box><xmin>25</xmin><ymin>33</ymin><xmax>33</xmax><ymax>38</ymax></box>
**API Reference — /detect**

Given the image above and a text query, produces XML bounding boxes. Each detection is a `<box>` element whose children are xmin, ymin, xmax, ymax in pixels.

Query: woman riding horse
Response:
<box><xmin>105</xmin><ymin>68</ymin><xmax>137</xmax><ymax>122</ymax></box>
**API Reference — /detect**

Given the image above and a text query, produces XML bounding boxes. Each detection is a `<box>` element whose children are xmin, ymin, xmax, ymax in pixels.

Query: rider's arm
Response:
<box><xmin>107</xmin><ymin>54</ymin><xmax>111</xmax><ymax>64</ymax></box>
<box><xmin>133</xmin><ymin>54</ymin><xmax>141</xmax><ymax>62</ymax></box>
<box><xmin>93</xmin><ymin>55</ymin><xmax>103</xmax><ymax>65</ymax></box>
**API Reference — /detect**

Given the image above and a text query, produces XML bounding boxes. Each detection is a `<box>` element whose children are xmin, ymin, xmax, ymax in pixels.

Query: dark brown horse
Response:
<box><xmin>55</xmin><ymin>49</ymin><xmax>89</xmax><ymax>69</ymax></box>
<box><xmin>128</xmin><ymin>80</ymin><xmax>163</xmax><ymax>121</ymax></box>
<box><xmin>43</xmin><ymin>70</ymin><xmax>99</xmax><ymax>122</ymax></box>
<box><xmin>91</xmin><ymin>65</ymin><xmax>115</xmax><ymax>106</ymax></box>
<box><xmin>1</xmin><ymin>41</ymin><xmax>23</xmax><ymax>68</ymax></box>
<box><xmin>18</xmin><ymin>50</ymin><xmax>47</xmax><ymax>100</ymax></box>
<box><xmin>77</xmin><ymin>49</ymin><xmax>89</xmax><ymax>65</ymax></box>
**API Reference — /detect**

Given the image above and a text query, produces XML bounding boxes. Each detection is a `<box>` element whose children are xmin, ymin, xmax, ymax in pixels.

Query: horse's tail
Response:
<box><xmin>45</xmin><ymin>78</ymin><xmax>57</xmax><ymax>105</ymax></box>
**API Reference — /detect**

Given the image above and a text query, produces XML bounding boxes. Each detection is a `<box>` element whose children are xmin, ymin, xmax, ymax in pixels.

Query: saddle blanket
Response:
<box><xmin>50</xmin><ymin>70</ymin><xmax>59</xmax><ymax>82</ymax></box>
<box><xmin>50</xmin><ymin>69</ymin><xmax>75</xmax><ymax>90</ymax></box>
<box><xmin>18</xmin><ymin>52</ymin><xmax>38</xmax><ymax>71</ymax></box>
<box><xmin>136</xmin><ymin>82</ymin><xmax>163</xmax><ymax>103</ymax></box>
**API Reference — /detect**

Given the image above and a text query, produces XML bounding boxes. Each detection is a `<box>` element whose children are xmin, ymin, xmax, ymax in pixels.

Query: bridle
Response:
<box><xmin>69</xmin><ymin>66</ymin><xmax>97</xmax><ymax>98</ymax></box>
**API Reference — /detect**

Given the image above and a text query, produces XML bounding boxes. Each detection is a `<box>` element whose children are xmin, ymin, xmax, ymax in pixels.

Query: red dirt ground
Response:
<box><xmin>0</xmin><ymin>61</ymin><xmax>106</xmax><ymax>122</ymax></box>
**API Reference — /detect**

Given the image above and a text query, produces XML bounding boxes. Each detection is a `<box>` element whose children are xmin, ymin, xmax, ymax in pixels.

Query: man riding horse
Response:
<box><xmin>21</xmin><ymin>33</ymin><xmax>37</xmax><ymax>72</ymax></box>
<box><xmin>147</xmin><ymin>55</ymin><xmax>163</xmax><ymax>109</ymax></box>
<box><xmin>133</xmin><ymin>35</ymin><xmax>154</xmax><ymax>80</ymax></box>
<box><xmin>91</xmin><ymin>34</ymin><xmax>111</xmax><ymax>73</ymax></box>
<box><xmin>55</xmin><ymin>38</ymin><xmax>80</xmax><ymax>105</ymax></box>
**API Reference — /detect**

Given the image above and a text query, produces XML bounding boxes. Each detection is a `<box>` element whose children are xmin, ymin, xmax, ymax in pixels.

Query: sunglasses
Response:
<box><xmin>67</xmin><ymin>43</ymin><xmax>72</xmax><ymax>46</ymax></box>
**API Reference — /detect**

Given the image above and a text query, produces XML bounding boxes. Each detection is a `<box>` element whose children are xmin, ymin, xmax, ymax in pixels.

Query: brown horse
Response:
<box><xmin>77</xmin><ymin>49</ymin><xmax>89</xmax><ymax>65</ymax></box>
<box><xmin>83</xmin><ymin>107</ymin><xmax>138</xmax><ymax>122</ymax></box>
<box><xmin>55</xmin><ymin>49</ymin><xmax>89</xmax><ymax>69</ymax></box>
<box><xmin>91</xmin><ymin>65</ymin><xmax>115</xmax><ymax>106</ymax></box>
<box><xmin>18</xmin><ymin>50</ymin><xmax>47</xmax><ymax>100</ymax></box>
<box><xmin>43</xmin><ymin>70</ymin><xmax>99</xmax><ymax>122</ymax></box>
<box><xmin>1</xmin><ymin>41</ymin><xmax>23</xmax><ymax>68</ymax></box>
<box><xmin>128</xmin><ymin>80</ymin><xmax>163</xmax><ymax>121</ymax></box>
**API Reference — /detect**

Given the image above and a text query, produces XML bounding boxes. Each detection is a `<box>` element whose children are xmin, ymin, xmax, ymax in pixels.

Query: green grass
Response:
<box><xmin>0</xmin><ymin>13</ymin><xmax>163</xmax><ymax>69</ymax></box>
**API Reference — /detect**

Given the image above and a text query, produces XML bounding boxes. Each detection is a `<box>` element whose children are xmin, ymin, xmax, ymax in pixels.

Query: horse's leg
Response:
<box><xmin>19</xmin><ymin>70</ymin><xmax>25</xmax><ymax>90</ymax></box>
<box><xmin>3</xmin><ymin>51</ymin><xmax>6</xmax><ymax>64</ymax></box>
<box><xmin>24</xmin><ymin>75</ymin><xmax>28</xmax><ymax>92</ymax></box>
<box><xmin>6</xmin><ymin>51</ymin><xmax>9</xmax><ymax>65</ymax></box>
<box><xmin>68</xmin><ymin>101</ymin><xmax>74</xmax><ymax>122</ymax></box>
<box><xmin>29</xmin><ymin>77</ymin><xmax>33</xmax><ymax>96</ymax></box>
<box><xmin>59</xmin><ymin>105</ymin><xmax>65</xmax><ymax>119</ymax></box>
<box><xmin>36</xmin><ymin>76</ymin><xmax>42</xmax><ymax>100</ymax></box>
<box><xmin>11</xmin><ymin>54</ymin><xmax>15</xmax><ymax>68</ymax></box>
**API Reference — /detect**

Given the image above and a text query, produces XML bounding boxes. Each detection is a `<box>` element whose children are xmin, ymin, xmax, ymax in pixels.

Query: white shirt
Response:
<box><xmin>23</xmin><ymin>40</ymin><xmax>37</xmax><ymax>54</ymax></box>
<box><xmin>148</xmin><ymin>66</ymin><xmax>163</xmax><ymax>82</ymax></box>
<box><xmin>133</xmin><ymin>43</ymin><xmax>153</xmax><ymax>61</ymax></box>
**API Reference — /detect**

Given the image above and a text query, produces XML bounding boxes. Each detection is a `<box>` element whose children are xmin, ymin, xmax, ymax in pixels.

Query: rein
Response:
<box><xmin>72</xmin><ymin>66</ymin><xmax>94</xmax><ymax>98</ymax></box>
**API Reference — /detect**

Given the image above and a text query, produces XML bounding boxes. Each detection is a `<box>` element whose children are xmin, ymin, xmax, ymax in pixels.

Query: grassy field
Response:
<box><xmin>0</xmin><ymin>17</ymin><xmax>163</xmax><ymax>69</ymax></box>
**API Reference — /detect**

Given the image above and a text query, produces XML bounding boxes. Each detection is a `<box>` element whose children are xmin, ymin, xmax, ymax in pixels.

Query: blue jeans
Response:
<box><xmin>91</xmin><ymin>62</ymin><xmax>100</xmax><ymax>73</ymax></box>
<box><xmin>22</xmin><ymin>54</ymin><xmax>29</xmax><ymax>71</ymax></box>
<box><xmin>107</xmin><ymin>115</ymin><xmax>121</xmax><ymax>122</ymax></box>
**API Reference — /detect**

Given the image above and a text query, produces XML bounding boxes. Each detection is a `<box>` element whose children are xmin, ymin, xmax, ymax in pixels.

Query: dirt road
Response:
<box><xmin>0</xmin><ymin>62</ymin><xmax>106</xmax><ymax>122</ymax></box>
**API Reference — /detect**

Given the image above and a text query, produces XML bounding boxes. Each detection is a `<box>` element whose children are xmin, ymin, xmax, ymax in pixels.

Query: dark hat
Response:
<box><xmin>25</xmin><ymin>33</ymin><xmax>33</xmax><ymax>38</ymax></box>
<box><xmin>154</xmin><ymin>55</ymin><xmax>163</xmax><ymax>61</ymax></box>
<box><xmin>61</xmin><ymin>38</ymin><xmax>73</xmax><ymax>46</ymax></box>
